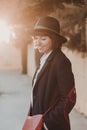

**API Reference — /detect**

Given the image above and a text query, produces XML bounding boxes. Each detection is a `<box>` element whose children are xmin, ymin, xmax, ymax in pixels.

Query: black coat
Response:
<box><xmin>28</xmin><ymin>49</ymin><xmax>76</xmax><ymax>130</ymax></box>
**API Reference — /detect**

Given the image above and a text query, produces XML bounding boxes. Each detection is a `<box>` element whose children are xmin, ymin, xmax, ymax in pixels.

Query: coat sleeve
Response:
<box><xmin>44</xmin><ymin>58</ymin><xmax>76</xmax><ymax>129</ymax></box>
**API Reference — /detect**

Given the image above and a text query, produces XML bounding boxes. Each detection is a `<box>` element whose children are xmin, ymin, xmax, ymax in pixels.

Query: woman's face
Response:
<box><xmin>33</xmin><ymin>35</ymin><xmax>53</xmax><ymax>54</ymax></box>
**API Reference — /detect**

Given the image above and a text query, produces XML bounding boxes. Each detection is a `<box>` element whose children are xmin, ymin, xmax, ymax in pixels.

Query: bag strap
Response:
<box><xmin>43</xmin><ymin>98</ymin><xmax>58</xmax><ymax>118</ymax></box>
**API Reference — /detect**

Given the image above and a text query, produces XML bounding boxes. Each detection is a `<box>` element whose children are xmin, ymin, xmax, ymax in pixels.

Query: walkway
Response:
<box><xmin>0</xmin><ymin>71</ymin><xmax>87</xmax><ymax>130</ymax></box>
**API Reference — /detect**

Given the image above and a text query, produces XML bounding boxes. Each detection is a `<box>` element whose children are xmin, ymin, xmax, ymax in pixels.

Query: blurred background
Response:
<box><xmin>0</xmin><ymin>0</ymin><xmax>87</xmax><ymax>130</ymax></box>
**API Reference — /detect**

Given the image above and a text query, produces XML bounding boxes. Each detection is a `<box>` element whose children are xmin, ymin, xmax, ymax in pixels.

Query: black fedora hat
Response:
<box><xmin>33</xmin><ymin>16</ymin><xmax>67</xmax><ymax>44</ymax></box>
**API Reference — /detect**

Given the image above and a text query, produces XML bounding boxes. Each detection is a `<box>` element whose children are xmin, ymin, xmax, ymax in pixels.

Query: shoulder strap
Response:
<box><xmin>43</xmin><ymin>98</ymin><xmax>59</xmax><ymax>118</ymax></box>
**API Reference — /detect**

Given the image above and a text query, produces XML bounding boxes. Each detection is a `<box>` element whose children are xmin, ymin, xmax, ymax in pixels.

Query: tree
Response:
<box><xmin>0</xmin><ymin>0</ymin><xmax>87</xmax><ymax>73</ymax></box>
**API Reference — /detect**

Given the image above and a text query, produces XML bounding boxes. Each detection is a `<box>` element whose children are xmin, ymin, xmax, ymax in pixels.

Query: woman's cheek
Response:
<box><xmin>34</xmin><ymin>44</ymin><xmax>38</xmax><ymax>49</ymax></box>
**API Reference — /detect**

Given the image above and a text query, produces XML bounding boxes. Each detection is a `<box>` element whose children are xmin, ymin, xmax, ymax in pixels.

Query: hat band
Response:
<box><xmin>34</xmin><ymin>25</ymin><xmax>60</xmax><ymax>36</ymax></box>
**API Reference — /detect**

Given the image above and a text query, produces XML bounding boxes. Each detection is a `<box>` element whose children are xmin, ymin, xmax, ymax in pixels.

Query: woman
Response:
<box><xmin>28</xmin><ymin>16</ymin><xmax>76</xmax><ymax>130</ymax></box>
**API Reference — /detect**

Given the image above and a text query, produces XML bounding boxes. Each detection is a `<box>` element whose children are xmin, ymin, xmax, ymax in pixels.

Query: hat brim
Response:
<box><xmin>56</xmin><ymin>34</ymin><xmax>67</xmax><ymax>44</ymax></box>
<box><xmin>30</xmin><ymin>27</ymin><xmax>67</xmax><ymax>44</ymax></box>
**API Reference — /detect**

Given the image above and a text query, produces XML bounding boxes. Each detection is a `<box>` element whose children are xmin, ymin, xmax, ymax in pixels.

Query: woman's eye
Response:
<box><xmin>41</xmin><ymin>37</ymin><xmax>46</xmax><ymax>40</ymax></box>
<box><xmin>41</xmin><ymin>38</ymin><xmax>46</xmax><ymax>40</ymax></box>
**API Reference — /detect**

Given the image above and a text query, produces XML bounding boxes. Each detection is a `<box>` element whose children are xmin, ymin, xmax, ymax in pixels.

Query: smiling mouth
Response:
<box><xmin>38</xmin><ymin>48</ymin><xmax>42</xmax><ymax>50</ymax></box>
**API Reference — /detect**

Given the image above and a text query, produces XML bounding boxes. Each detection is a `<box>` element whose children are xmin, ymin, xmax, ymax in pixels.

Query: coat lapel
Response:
<box><xmin>32</xmin><ymin>65</ymin><xmax>40</xmax><ymax>86</ymax></box>
<box><xmin>33</xmin><ymin>49</ymin><xmax>60</xmax><ymax>90</ymax></box>
<box><xmin>35</xmin><ymin>60</ymin><xmax>49</xmax><ymax>84</ymax></box>
<box><xmin>32</xmin><ymin>58</ymin><xmax>49</xmax><ymax>88</ymax></box>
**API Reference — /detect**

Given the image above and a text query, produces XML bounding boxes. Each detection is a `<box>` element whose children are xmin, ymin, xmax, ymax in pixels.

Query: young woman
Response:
<box><xmin>28</xmin><ymin>16</ymin><xmax>76</xmax><ymax>130</ymax></box>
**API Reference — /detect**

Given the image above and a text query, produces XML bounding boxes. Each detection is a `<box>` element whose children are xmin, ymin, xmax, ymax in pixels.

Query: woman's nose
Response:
<box><xmin>35</xmin><ymin>39</ymin><xmax>41</xmax><ymax>45</ymax></box>
<box><xmin>34</xmin><ymin>38</ymin><xmax>41</xmax><ymax>49</ymax></box>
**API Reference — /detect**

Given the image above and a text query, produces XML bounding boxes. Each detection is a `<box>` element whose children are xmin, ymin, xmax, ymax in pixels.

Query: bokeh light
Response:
<box><xmin>0</xmin><ymin>19</ymin><xmax>14</xmax><ymax>43</ymax></box>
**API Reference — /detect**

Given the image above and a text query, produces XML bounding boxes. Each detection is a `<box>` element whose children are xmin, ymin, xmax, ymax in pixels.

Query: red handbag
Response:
<box><xmin>22</xmin><ymin>99</ymin><xmax>58</xmax><ymax>130</ymax></box>
<box><xmin>22</xmin><ymin>114</ymin><xmax>43</xmax><ymax>130</ymax></box>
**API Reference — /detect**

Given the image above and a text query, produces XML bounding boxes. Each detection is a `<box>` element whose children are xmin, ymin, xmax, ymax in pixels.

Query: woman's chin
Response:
<box><xmin>38</xmin><ymin>49</ymin><xmax>44</xmax><ymax>53</ymax></box>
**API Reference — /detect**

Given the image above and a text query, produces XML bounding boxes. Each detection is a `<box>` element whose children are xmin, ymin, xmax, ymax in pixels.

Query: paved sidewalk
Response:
<box><xmin>0</xmin><ymin>71</ymin><xmax>87</xmax><ymax>130</ymax></box>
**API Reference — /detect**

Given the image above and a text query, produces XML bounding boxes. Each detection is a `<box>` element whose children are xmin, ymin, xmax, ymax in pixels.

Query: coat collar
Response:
<box><xmin>32</xmin><ymin>48</ymin><xmax>60</xmax><ymax>89</ymax></box>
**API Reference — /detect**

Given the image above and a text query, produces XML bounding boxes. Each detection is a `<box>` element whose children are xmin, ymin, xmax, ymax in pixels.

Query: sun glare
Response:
<box><xmin>0</xmin><ymin>19</ymin><xmax>13</xmax><ymax>43</ymax></box>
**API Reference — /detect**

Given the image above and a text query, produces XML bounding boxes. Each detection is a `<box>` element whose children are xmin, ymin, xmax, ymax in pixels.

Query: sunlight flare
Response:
<box><xmin>0</xmin><ymin>19</ymin><xmax>14</xmax><ymax>43</ymax></box>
